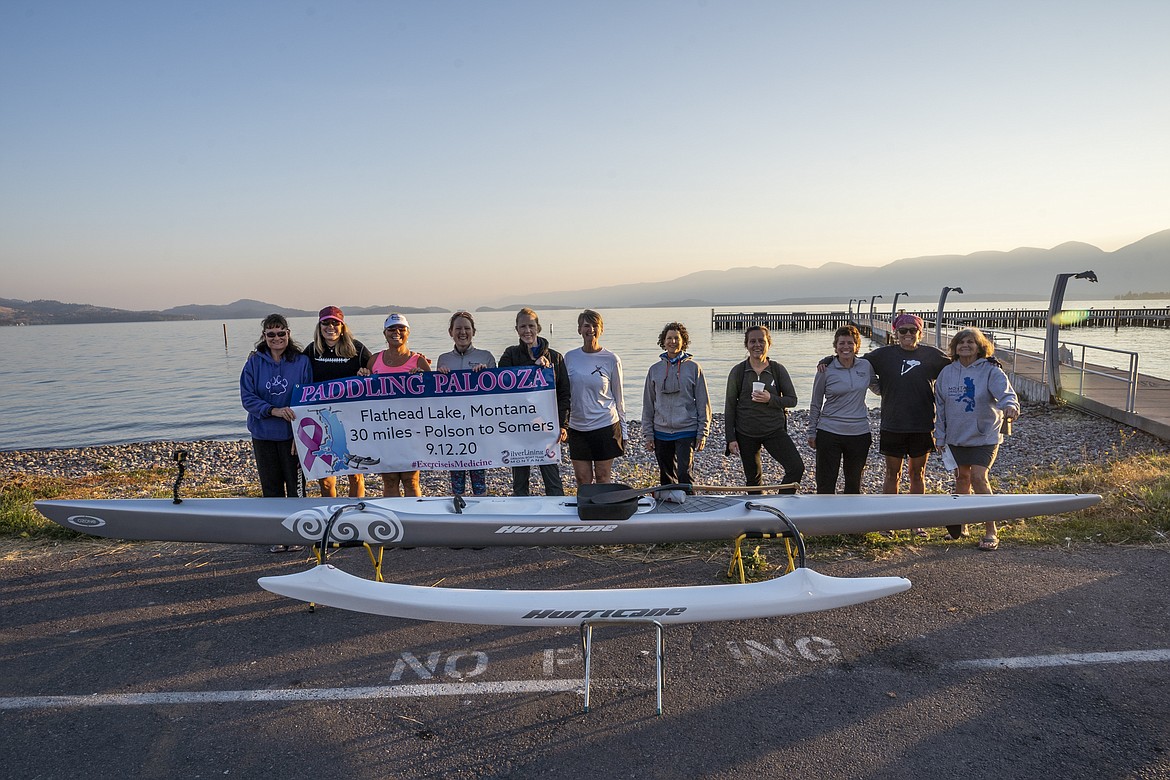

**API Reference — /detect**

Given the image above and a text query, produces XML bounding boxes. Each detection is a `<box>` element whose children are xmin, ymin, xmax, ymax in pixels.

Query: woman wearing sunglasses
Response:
<box><xmin>239</xmin><ymin>313</ymin><xmax>312</xmax><ymax>503</ymax></box>
<box><xmin>367</xmin><ymin>313</ymin><xmax>431</xmax><ymax>497</ymax></box>
<box><xmin>864</xmin><ymin>313</ymin><xmax>952</xmax><ymax>536</ymax></box>
<box><xmin>303</xmin><ymin>306</ymin><xmax>372</xmax><ymax>499</ymax></box>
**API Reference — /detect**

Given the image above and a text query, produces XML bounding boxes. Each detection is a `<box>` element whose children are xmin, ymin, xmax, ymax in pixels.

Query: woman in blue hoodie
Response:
<box><xmin>934</xmin><ymin>328</ymin><xmax>1020</xmax><ymax>551</ymax></box>
<box><xmin>240</xmin><ymin>314</ymin><xmax>313</xmax><ymax>503</ymax></box>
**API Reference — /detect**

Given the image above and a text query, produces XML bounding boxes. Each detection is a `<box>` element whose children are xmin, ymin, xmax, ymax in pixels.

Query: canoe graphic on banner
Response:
<box><xmin>290</xmin><ymin>366</ymin><xmax>560</xmax><ymax>479</ymax></box>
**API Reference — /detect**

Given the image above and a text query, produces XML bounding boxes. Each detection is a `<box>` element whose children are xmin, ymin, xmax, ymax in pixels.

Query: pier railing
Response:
<box><xmin>927</xmin><ymin>322</ymin><xmax>1141</xmax><ymax>414</ymax></box>
<box><xmin>712</xmin><ymin>306</ymin><xmax>1170</xmax><ymax>332</ymax></box>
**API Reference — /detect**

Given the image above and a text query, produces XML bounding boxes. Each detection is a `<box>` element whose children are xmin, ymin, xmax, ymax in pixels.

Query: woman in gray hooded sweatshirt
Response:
<box><xmin>642</xmin><ymin>322</ymin><xmax>711</xmax><ymax>490</ymax></box>
<box><xmin>934</xmin><ymin>327</ymin><xmax>1020</xmax><ymax>551</ymax></box>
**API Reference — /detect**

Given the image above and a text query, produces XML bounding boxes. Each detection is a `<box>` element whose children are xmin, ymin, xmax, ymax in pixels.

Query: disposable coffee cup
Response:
<box><xmin>752</xmin><ymin>381</ymin><xmax>765</xmax><ymax>394</ymax></box>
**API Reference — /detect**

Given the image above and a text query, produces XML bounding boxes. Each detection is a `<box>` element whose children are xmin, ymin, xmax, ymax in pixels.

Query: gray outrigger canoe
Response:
<box><xmin>35</xmin><ymin>492</ymin><xmax>1102</xmax><ymax>548</ymax></box>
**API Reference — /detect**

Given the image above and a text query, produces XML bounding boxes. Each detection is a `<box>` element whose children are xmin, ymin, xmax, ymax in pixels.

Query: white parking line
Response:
<box><xmin>0</xmin><ymin>679</ymin><xmax>587</xmax><ymax>711</ymax></box>
<box><xmin>948</xmin><ymin>649</ymin><xmax>1170</xmax><ymax>670</ymax></box>
<box><xmin>5</xmin><ymin>648</ymin><xmax>1170</xmax><ymax>711</ymax></box>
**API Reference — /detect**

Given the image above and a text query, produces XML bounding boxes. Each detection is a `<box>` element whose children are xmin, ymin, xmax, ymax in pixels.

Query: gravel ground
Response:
<box><xmin>2</xmin><ymin>404</ymin><xmax>1165</xmax><ymax>498</ymax></box>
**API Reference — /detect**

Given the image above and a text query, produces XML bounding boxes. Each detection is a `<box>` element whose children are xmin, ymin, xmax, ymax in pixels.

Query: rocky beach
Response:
<box><xmin>2</xmin><ymin>404</ymin><xmax>1165</xmax><ymax>498</ymax></box>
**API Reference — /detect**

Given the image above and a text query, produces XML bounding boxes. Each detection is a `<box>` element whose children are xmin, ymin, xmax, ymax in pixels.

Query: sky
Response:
<box><xmin>2</xmin><ymin>0</ymin><xmax>1168</xmax><ymax>311</ymax></box>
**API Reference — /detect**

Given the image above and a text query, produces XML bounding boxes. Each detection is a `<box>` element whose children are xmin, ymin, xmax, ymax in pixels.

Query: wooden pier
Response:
<box><xmin>997</xmin><ymin>344</ymin><xmax>1170</xmax><ymax>442</ymax></box>
<box><xmin>712</xmin><ymin>306</ymin><xmax>1170</xmax><ymax>332</ymax></box>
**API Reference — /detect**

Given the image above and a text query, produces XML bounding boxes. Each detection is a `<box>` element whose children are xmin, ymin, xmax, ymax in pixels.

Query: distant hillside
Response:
<box><xmin>162</xmin><ymin>300</ymin><xmax>449</xmax><ymax>320</ymax></box>
<box><xmin>162</xmin><ymin>299</ymin><xmax>315</xmax><ymax>320</ymax></box>
<box><xmin>0</xmin><ymin>297</ymin><xmax>451</xmax><ymax>326</ymax></box>
<box><xmin>490</xmin><ymin>228</ymin><xmax>1170</xmax><ymax>308</ymax></box>
<box><xmin>0</xmin><ymin>298</ymin><xmax>193</xmax><ymax>326</ymax></box>
<box><xmin>1116</xmin><ymin>291</ymin><xmax>1170</xmax><ymax>300</ymax></box>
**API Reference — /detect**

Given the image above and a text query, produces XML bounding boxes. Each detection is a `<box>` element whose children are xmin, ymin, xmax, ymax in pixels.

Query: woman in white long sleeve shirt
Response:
<box><xmin>564</xmin><ymin>309</ymin><xmax>627</xmax><ymax>487</ymax></box>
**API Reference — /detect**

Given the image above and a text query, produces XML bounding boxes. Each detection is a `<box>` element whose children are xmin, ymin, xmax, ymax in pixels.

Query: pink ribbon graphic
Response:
<box><xmin>296</xmin><ymin>417</ymin><xmax>334</xmax><ymax>471</ymax></box>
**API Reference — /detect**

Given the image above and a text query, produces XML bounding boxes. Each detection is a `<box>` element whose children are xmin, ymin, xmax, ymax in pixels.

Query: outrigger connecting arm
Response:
<box><xmin>727</xmin><ymin>503</ymin><xmax>807</xmax><ymax>583</ymax></box>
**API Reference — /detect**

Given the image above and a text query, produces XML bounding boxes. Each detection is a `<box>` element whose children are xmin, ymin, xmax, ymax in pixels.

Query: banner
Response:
<box><xmin>289</xmin><ymin>366</ymin><xmax>561</xmax><ymax>480</ymax></box>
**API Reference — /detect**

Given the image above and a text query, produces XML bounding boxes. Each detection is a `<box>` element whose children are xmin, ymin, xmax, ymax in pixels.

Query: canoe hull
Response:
<box><xmin>34</xmin><ymin>492</ymin><xmax>1102</xmax><ymax>546</ymax></box>
<box><xmin>258</xmin><ymin>564</ymin><xmax>913</xmax><ymax>626</ymax></box>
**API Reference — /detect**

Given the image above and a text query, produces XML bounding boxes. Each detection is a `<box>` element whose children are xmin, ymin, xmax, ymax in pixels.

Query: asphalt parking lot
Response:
<box><xmin>3</xmin><ymin>540</ymin><xmax>1169</xmax><ymax>779</ymax></box>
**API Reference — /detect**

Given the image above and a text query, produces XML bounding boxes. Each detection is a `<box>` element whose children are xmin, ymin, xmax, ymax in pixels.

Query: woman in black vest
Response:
<box><xmin>724</xmin><ymin>325</ymin><xmax>803</xmax><ymax>494</ymax></box>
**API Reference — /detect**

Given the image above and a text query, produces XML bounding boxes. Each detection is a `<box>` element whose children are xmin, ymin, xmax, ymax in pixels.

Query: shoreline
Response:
<box><xmin>3</xmin><ymin>405</ymin><xmax>1167</xmax><ymax>497</ymax></box>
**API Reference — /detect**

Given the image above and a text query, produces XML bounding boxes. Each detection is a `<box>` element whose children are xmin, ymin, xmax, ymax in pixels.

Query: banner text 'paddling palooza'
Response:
<box><xmin>290</xmin><ymin>367</ymin><xmax>560</xmax><ymax>479</ymax></box>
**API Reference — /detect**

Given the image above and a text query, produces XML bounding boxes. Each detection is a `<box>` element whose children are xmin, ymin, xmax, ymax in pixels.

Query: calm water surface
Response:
<box><xmin>4</xmin><ymin>301</ymin><xmax>1168</xmax><ymax>451</ymax></box>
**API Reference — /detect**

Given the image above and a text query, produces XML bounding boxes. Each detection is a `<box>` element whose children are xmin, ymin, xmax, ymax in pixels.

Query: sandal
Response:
<box><xmin>978</xmin><ymin>537</ymin><xmax>999</xmax><ymax>551</ymax></box>
<box><xmin>913</xmin><ymin>528</ymin><xmax>929</xmax><ymax>538</ymax></box>
<box><xmin>269</xmin><ymin>544</ymin><xmax>290</xmax><ymax>553</ymax></box>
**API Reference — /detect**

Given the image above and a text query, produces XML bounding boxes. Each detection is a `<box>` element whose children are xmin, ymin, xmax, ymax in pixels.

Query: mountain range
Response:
<box><xmin>489</xmin><ymin>228</ymin><xmax>1170</xmax><ymax>309</ymax></box>
<box><xmin>3</xmin><ymin>229</ymin><xmax>1167</xmax><ymax>325</ymax></box>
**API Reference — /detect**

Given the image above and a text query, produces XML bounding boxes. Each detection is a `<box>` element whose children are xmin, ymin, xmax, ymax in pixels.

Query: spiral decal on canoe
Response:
<box><xmin>281</xmin><ymin>504</ymin><xmax>404</xmax><ymax>545</ymax></box>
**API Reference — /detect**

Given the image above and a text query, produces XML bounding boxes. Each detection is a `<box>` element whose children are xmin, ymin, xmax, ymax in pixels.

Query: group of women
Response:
<box><xmin>240</xmin><ymin>308</ymin><xmax>1019</xmax><ymax>550</ymax></box>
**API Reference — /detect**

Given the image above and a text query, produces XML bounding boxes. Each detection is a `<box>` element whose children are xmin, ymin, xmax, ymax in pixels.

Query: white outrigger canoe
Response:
<box><xmin>35</xmin><ymin>492</ymin><xmax>1102</xmax><ymax>547</ymax></box>
<box><xmin>258</xmin><ymin>563</ymin><xmax>912</xmax><ymax>626</ymax></box>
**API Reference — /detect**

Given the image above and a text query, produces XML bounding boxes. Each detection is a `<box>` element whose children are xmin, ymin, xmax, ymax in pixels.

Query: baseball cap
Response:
<box><xmin>319</xmin><ymin>306</ymin><xmax>344</xmax><ymax>322</ymax></box>
<box><xmin>383</xmin><ymin>313</ymin><xmax>410</xmax><ymax>330</ymax></box>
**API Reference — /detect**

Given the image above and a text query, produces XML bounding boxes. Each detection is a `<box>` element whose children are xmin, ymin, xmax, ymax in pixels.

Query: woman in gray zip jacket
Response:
<box><xmin>642</xmin><ymin>322</ymin><xmax>711</xmax><ymax>490</ymax></box>
<box><xmin>807</xmin><ymin>325</ymin><xmax>875</xmax><ymax>494</ymax></box>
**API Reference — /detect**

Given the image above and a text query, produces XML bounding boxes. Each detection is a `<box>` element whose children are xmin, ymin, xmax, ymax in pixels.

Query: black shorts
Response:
<box><xmin>568</xmin><ymin>422</ymin><xmax>624</xmax><ymax>461</ymax></box>
<box><xmin>879</xmin><ymin>430</ymin><xmax>934</xmax><ymax>459</ymax></box>
<box><xmin>949</xmin><ymin>444</ymin><xmax>999</xmax><ymax>469</ymax></box>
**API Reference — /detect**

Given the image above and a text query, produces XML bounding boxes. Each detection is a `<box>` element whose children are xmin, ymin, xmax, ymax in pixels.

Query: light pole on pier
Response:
<box><xmin>1045</xmin><ymin>271</ymin><xmax>1098</xmax><ymax>401</ymax></box>
<box><xmin>868</xmin><ymin>295</ymin><xmax>882</xmax><ymax>336</ymax></box>
<box><xmin>848</xmin><ymin>298</ymin><xmax>858</xmax><ymax>317</ymax></box>
<box><xmin>935</xmin><ymin>286</ymin><xmax>964</xmax><ymax>348</ymax></box>
<box><xmin>890</xmin><ymin>291</ymin><xmax>910</xmax><ymax>321</ymax></box>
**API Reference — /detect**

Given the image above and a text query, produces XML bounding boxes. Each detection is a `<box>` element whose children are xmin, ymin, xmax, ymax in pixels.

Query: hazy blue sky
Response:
<box><xmin>2</xmin><ymin>1</ymin><xmax>1167</xmax><ymax>310</ymax></box>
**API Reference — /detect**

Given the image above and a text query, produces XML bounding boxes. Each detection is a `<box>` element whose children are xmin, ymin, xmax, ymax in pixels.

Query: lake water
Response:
<box><xmin>4</xmin><ymin>300</ymin><xmax>1168</xmax><ymax>451</ymax></box>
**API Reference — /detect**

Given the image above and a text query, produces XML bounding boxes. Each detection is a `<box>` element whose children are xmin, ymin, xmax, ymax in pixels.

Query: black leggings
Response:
<box><xmin>735</xmin><ymin>430</ymin><xmax>804</xmax><ymax>494</ymax></box>
<box><xmin>251</xmin><ymin>438</ymin><xmax>304</xmax><ymax>498</ymax></box>
<box><xmin>813</xmin><ymin>430</ymin><xmax>872</xmax><ymax>494</ymax></box>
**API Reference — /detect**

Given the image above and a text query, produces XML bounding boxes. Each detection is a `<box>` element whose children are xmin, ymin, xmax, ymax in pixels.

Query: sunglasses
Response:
<box><xmin>896</xmin><ymin>328</ymin><xmax>919</xmax><ymax>335</ymax></box>
<box><xmin>320</xmin><ymin>320</ymin><xmax>342</xmax><ymax>327</ymax></box>
<box><xmin>264</xmin><ymin>330</ymin><xmax>288</xmax><ymax>338</ymax></box>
